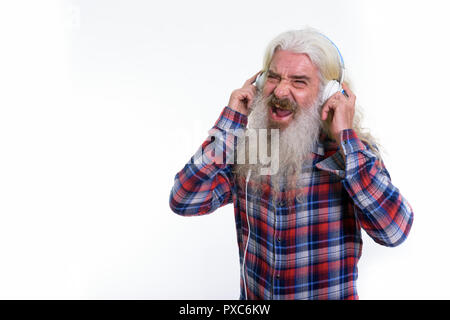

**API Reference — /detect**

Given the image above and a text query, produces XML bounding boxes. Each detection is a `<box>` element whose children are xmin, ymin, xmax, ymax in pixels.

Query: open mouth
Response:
<box><xmin>270</xmin><ymin>104</ymin><xmax>294</xmax><ymax>122</ymax></box>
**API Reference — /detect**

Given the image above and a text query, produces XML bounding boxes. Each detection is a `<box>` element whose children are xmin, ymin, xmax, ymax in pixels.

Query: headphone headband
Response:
<box><xmin>318</xmin><ymin>32</ymin><xmax>345</xmax><ymax>84</ymax></box>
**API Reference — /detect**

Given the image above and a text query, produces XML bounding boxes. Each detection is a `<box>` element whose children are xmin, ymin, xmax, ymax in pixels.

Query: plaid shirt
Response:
<box><xmin>169</xmin><ymin>106</ymin><xmax>414</xmax><ymax>300</ymax></box>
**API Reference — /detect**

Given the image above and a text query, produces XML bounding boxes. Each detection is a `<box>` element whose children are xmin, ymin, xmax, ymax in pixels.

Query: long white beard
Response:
<box><xmin>233</xmin><ymin>91</ymin><xmax>322</xmax><ymax>196</ymax></box>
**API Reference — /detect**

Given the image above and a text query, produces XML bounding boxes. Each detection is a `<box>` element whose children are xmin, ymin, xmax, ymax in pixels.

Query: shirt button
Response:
<box><xmin>277</xmin><ymin>200</ymin><xmax>285</xmax><ymax>207</ymax></box>
<box><xmin>277</xmin><ymin>237</ymin><xmax>281</xmax><ymax>242</ymax></box>
<box><xmin>276</xmin><ymin>274</ymin><xmax>280</xmax><ymax>279</ymax></box>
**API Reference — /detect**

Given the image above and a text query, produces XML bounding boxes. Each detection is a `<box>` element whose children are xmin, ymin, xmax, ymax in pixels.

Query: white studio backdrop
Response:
<box><xmin>0</xmin><ymin>0</ymin><xmax>449</xmax><ymax>299</ymax></box>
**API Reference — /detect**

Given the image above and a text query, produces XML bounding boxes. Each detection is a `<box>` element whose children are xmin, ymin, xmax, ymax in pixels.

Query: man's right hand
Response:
<box><xmin>227</xmin><ymin>71</ymin><xmax>261</xmax><ymax>116</ymax></box>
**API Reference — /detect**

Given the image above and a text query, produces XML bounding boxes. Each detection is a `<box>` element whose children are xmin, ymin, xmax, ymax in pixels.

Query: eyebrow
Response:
<box><xmin>267</xmin><ymin>69</ymin><xmax>311</xmax><ymax>82</ymax></box>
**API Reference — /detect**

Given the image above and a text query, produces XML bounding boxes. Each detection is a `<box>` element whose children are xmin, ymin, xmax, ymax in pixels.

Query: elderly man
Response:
<box><xmin>169</xmin><ymin>28</ymin><xmax>413</xmax><ymax>300</ymax></box>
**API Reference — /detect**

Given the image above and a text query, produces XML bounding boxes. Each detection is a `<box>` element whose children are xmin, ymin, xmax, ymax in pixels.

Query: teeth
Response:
<box><xmin>274</xmin><ymin>104</ymin><xmax>290</xmax><ymax>111</ymax></box>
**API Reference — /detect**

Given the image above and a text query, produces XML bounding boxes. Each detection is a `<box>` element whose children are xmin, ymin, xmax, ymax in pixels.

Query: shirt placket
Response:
<box><xmin>271</xmin><ymin>198</ymin><xmax>285</xmax><ymax>299</ymax></box>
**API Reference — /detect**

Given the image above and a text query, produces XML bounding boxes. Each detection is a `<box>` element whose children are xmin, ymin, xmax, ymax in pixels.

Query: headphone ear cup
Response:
<box><xmin>255</xmin><ymin>72</ymin><xmax>266</xmax><ymax>90</ymax></box>
<box><xmin>322</xmin><ymin>80</ymin><xmax>342</xmax><ymax>104</ymax></box>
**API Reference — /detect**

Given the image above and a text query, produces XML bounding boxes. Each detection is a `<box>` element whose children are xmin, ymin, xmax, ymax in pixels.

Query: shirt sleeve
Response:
<box><xmin>169</xmin><ymin>106</ymin><xmax>248</xmax><ymax>216</ymax></box>
<box><xmin>340</xmin><ymin>129</ymin><xmax>414</xmax><ymax>247</ymax></box>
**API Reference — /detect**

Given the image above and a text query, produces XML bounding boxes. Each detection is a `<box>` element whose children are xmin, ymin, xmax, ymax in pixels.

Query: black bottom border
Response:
<box><xmin>0</xmin><ymin>300</ymin><xmax>447</xmax><ymax>318</ymax></box>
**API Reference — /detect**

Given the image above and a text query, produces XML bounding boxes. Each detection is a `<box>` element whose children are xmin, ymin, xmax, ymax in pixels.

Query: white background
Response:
<box><xmin>0</xmin><ymin>0</ymin><xmax>449</xmax><ymax>299</ymax></box>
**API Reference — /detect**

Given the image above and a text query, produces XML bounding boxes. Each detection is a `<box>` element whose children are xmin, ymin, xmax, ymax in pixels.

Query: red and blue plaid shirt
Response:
<box><xmin>169</xmin><ymin>106</ymin><xmax>414</xmax><ymax>300</ymax></box>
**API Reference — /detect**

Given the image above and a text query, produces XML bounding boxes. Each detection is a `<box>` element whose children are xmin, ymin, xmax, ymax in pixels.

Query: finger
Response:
<box><xmin>245</xmin><ymin>85</ymin><xmax>257</xmax><ymax>97</ymax></box>
<box><xmin>341</xmin><ymin>82</ymin><xmax>354</xmax><ymax>97</ymax></box>
<box><xmin>331</xmin><ymin>91</ymin><xmax>344</xmax><ymax>102</ymax></box>
<box><xmin>244</xmin><ymin>71</ymin><xmax>263</xmax><ymax>87</ymax></box>
<box><xmin>238</xmin><ymin>88</ymin><xmax>255</xmax><ymax>103</ymax></box>
<box><xmin>341</xmin><ymin>83</ymin><xmax>356</xmax><ymax>105</ymax></box>
<box><xmin>244</xmin><ymin>88</ymin><xmax>256</xmax><ymax>105</ymax></box>
<box><xmin>321</xmin><ymin>103</ymin><xmax>333</xmax><ymax>121</ymax></box>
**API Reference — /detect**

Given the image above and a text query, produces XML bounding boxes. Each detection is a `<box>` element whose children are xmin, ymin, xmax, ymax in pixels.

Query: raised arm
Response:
<box><xmin>169</xmin><ymin>106</ymin><xmax>247</xmax><ymax>216</ymax></box>
<box><xmin>169</xmin><ymin>73</ymin><xmax>258</xmax><ymax>216</ymax></box>
<box><xmin>340</xmin><ymin>129</ymin><xmax>414</xmax><ymax>247</ymax></box>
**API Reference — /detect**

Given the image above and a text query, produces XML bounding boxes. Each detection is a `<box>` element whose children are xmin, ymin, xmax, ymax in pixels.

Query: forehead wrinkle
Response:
<box><xmin>267</xmin><ymin>69</ymin><xmax>311</xmax><ymax>83</ymax></box>
<box><xmin>269</xmin><ymin>51</ymin><xmax>317</xmax><ymax>79</ymax></box>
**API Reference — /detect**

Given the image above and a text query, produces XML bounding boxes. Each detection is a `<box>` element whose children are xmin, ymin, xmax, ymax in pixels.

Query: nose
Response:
<box><xmin>273</xmin><ymin>80</ymin><xmax>290</xmax><ymax>99</ymax></box>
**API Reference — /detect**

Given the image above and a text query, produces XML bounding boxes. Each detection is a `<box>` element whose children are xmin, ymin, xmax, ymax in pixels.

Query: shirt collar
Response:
<box><xmin>313</xmin><ymin>130</ymin><xmax>345</xmax><ymax>178</ymax></box>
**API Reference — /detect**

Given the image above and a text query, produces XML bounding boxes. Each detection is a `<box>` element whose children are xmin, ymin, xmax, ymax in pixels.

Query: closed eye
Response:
<box><xmin>267</xmin><ymin>74</ymin><xmax>280</xmax><ymax>80</ymax></box>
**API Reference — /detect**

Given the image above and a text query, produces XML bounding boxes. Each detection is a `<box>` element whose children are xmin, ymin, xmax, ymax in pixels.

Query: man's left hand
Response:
<box><xmin>321</xmin><ymin>82</ymin><xmax>356</xmax><ymax>144</ymax></box>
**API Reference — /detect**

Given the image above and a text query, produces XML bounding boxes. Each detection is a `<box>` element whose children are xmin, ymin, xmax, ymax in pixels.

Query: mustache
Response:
<box><xmin>268</xmin><ymin>95</ymin><xmax>298</xmax><ymax>112</ymax></box>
